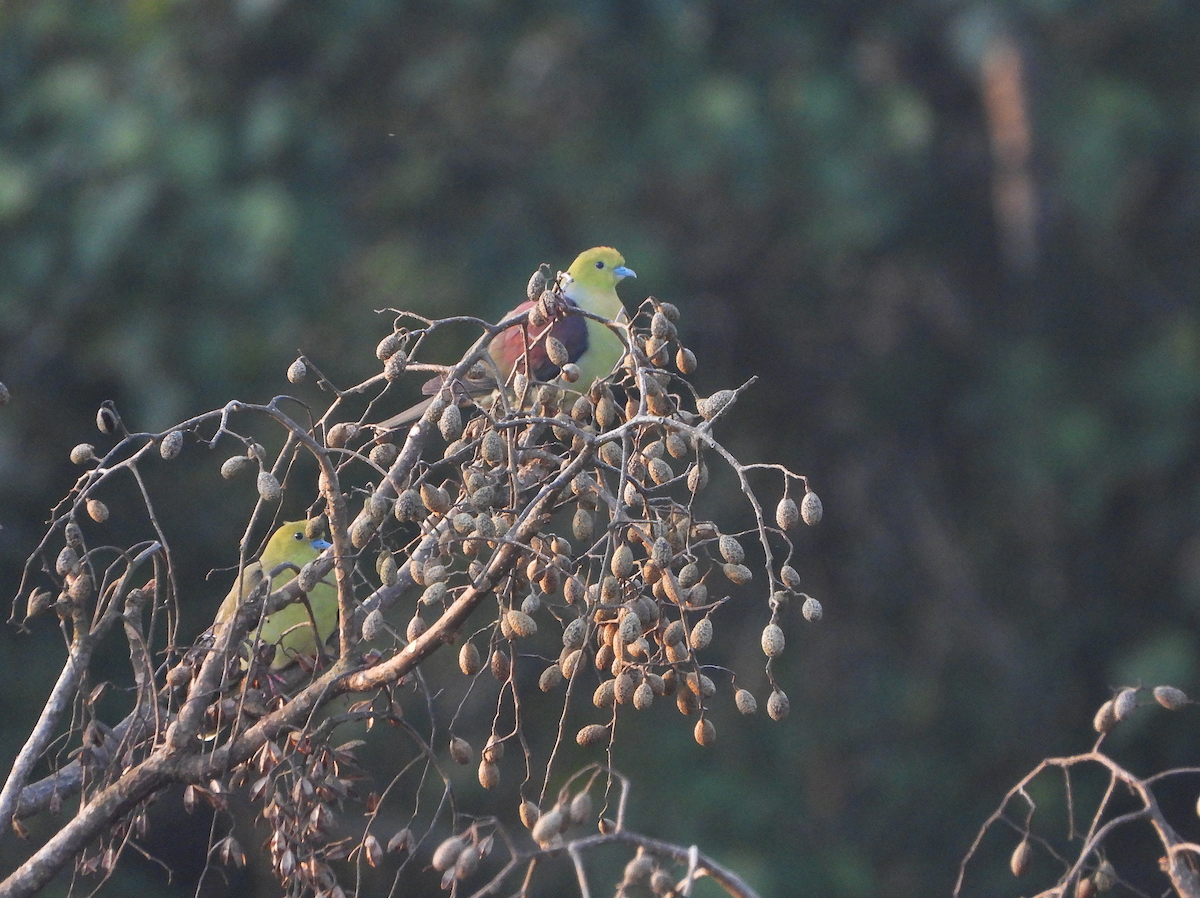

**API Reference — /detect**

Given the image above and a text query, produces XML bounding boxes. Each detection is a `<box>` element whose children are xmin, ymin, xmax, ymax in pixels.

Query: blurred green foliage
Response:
<box><xmin>3</xmin><ymin>1</ymin><xmax>1200</xmax><ymax>896</ymax></box>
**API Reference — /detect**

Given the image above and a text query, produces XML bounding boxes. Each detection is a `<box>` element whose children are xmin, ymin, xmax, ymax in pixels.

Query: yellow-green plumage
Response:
<box><xmin>556</xmin><ymin>246</ymin><xmax>634</xmax><ymax>389</ymax></box>
<box><xmin>215</xmin><ymin>521</ymin><xmax>337</xmax><ymax>671</ymax></box>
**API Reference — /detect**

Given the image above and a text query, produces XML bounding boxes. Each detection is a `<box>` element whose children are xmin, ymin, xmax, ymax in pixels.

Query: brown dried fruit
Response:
<box><xmin>449</xmin><ymin>737</ymin><xmax>472</xmax><ymax>765</ymax></box>
<box><xmin>539</xmin><ymin>664</ymin><xmax>564</xmax><ymax>692</ymax></box>
<box><xmin>350</xmin><ymin>515</ymin><xmax>377</xmax><ymax>548</ymax></box>
<box><xmin>376</xmin><ymin>333</ymin><xmax>403</xmax><ymax>361</ymax></box>
<box><xmin>438</xmin><ymin>404</ymin><xmax>463</xmax><ymax>441</ymax></box>
<box><xmin>698</xmin><ymin>389</ymin><xmax>734</xmax><ymax>420</ymax></box>
<box><xmin>459</xmin><ymin>642</ymin><xmax>482</xmax><ymax>676</ymax></box>
<box><xmin>599</xmin><ymin>440</ymin><xmax>623</xmax><ymax>467</ymax></box>
<box><xmin>1113</xmin><ymin>687</ymin><xmax>1138</xmax><ymax>721</ymax></box>
<box><xmin>394</xmin><ymin>488</ymin><xmax>422</xmax><ymax>521</ymax></box>
<box><xmin>490</xmin><ymin>648</ymin><xmax>511</xmax><ymax>680</ymax></box>
<box><xmin>420</xmin><ymin>582</ymin><xmax>447</xmax><ymax>606</ymax></box>
<box><xmin>718</xmin><ymin>535</ymin><xmax>745</xmax><ymax>565</ymax></box>
<box><xmin>454</xmin><ymin>846</ymin><xmax>479</xmax><ymax>880</ymax></box>
<box><xmin>482</xmin><ymin>736</ymin><xmax>504</xmax><ymax>762</ymax></box>
<box><xmin>687</xmin><ymin>672</ymin><xmax>716</xmax><ymax>698</ymax></box>
<box><xmin>527</xmin><ymin>270</ymin><xmax>548</xmax><ymax>301</ymax></box>
<box><xmin>614</xmin><ymin>670</ymin><xmax>637</xmax><ymax>704</ymax></box>
<box><xmin>431</xmin><ymin>836</ymin><xmax>467</xmax><ymax>872</ymax></box>
<box><xmin>406</xmin><ymin>614</ymin><xmax>427</xmax><ymax>641</ymax></box>
<box><xmin>722</xmin><ymin>563</ymin><xmax>753</xmax><ymax>585</ymax></box>
<box><xmin>327</xmin><ymin>422</ymin><xmax>359</xmax><ymax>448</ymax></box>
<box><xmin>664</xmin><ymin>641</ymin><xmax>689</xmax><ymax>664</ymax></box>
<box><xmin>618</xmin><ymin>610</ymin><xmax>642</xmax><ymax>643</ymax></box>
<box><xmin>387</xmin><ymin>828</ymin><xmax>413</xmax><ymax>854</ymax></box>
<box><xmin>478</xmin><ymin>760</ymin><xmax>500</xmax><ymax>789</ymax></box>
<box><xmin>735</xmin><ymin>688</ymin><xmax>757</xmax><ymax>715</ymax></box>
<box><xmin>595</xmin><ymin>643</ymin><xmax>615</xmax><ymax>672</ymax></box>
<box><xmin>660</xmin><ymin>570</ymin><xmax>686</xmax><ymax>605</ymax></box>
<box><xmin>662</xmin><ymin>619</ymin><xmax>687</xmax><ymax>646</ymax></box>
<box><xmin>801</xmin><ymin>489</ymin><xmax>823</xmax><ymax>525</ymax></box>
<box><xmin>480</xmin><ymin>430</ymin><xmax>506</xmax><ymax>464</ymax></box>
<box><xmin>159</xmin><ymin>430</ymin><xmax>184</xmax><ymax>460</ymax></box>
<box><xmin>67</xmin><ymin>573</ymin><xmax>93</xmax><ymax>603</ymax></box>
<box><xmin>420</xmin><ymin>483</ymin><xmax>451</xmax><ymax>514</ymax></box>
<box><xmin>647</xmin><ymin>391</ymin><xmax>674</xmax><ymax>416</ymax></box>
<box><xmin>571</xmin><ymin>395</ymin><xmax>594</xmax><ymax>424</ymax></box>
<box><xmin>593</xmin><ymin>679</ymin><xmax>616</xmax><ymax>709</ymax></box>
<box><xmin>572</xmin><ymin>507</ymin><xmax>594</xmax><ymax>541</ymax></box>
<box><xmin>611</xmin><ymin>544</ymin><xmax>635</xmax><ymax>579</ymax></box>
<box><xmin>56</xmin><ymin>546</ymin><xmax>81</xmax><ymax>578</ymax></box>
<box><xmin>767</xmin><ymin>689</ymin><xmax>790</xmax><ymax>721</ymax></box>
<box><xmin>546</xmin><ymin>336</ymin><xmax>570</xmax><ymax>368</ymax></box>
<box><xmin>26</xmin><ymin>589</ymin><xmax>53</xmax><ymax>618</ymax></box>
<box><xmin>377</xmin><ymin>553</ymin><xmax>399</xmax><ymax>588</ymax></box>
<box><xmin>531</xmin><ymin>805</ymin><xmax>566</xmax><ymax>847</ymax></box>
<box><xmin>781</xmin><ymin>564</ymin><xmax>801</xmax><ymax>590</ymax></box>
<box><xmin>384</xmin><ymin>350</ymin><xmax>408</xmax><ymax>382</ymax></box>
<box><xmin>506</xmin><ymin>609</ymin><xmax>537</xmax><ymax>638</ymax></box>
<box><xmin>561</xmin><ymin>649</ymin><xmax>584</xmax><ymax>679</ymax></box>
<box><xmin>666</xmin><ymin>431</ymin><xmax>691</xmax><ymax>459</ymax></box>
<box><xmin>633</xmin><ymin>682</ymin><xmax>654</xmax><ymax>710</ymax></box>
<box><xmin>1154</xmin><ymin>685</ymin><xmax>1189</xmax><ymax>710</ymax></box>
<box><xmin>64</xmin><ymin>522</ymin><xmax>84</xmax><ymax>549</ymax></box>
<box><xmin>361</xmin><ymin>608</ymin><xmax>385</xmax><ymax>641</ymax></box>
<box><xmin>676</xmin><ymin>347</ymin><xmax>697</xmax><ymax>375</ymax></box>
<box><xmin>596</xmin><ymin>396</ymin><xmax>619</xmax><ymax>429</ymax></box>
<box><xmin>676</xmin><ymin>689</ymin><xmax>699</xmax><ymax>715</ymax></box>
<box><xmin>776</xmin><ymin>497</ymin><xmax>799</xmax><ymax>530</ymax></box>
<box><xmin>569</xmin><ymin>790</ymin><xmax>593</xmax><ymax>824</ymax></box>
<box><xmin>576</xmin><ymin>724</ymin><xmax>609</xmax><ymax>747</ymax></box>
<box><xmin>1093</xmin><ymin>699</ymin><xmax>1117</xmax><ymax>734</ymax></box>
<box><xmin>563</xmin><ymin>617</ymin><xmax>586</xmax><ymax>649</ymax></box>
<box><xmin>1010</xmin><ymin>839</ymin><xmax>1032</xmax><ymax>877</ymax></box>
<box><xmin>256</xmin><ymin>472</ymin><xmax>281</xmax><ymax>503</ymax></box>
<box><xmin>761</xmin><ymin>623</ymin><xmax>785</xmax><ymax>658</ymax></box>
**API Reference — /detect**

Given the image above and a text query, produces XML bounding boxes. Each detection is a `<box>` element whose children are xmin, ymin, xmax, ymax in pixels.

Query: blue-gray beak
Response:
<box><xmin>311</xmin><ymin>538</ymin><xmax>331</xmax><ymax>551</ymax></box>
<box><xmin>614</xmin><ymin>265</ymin><xmax>636</xmax><ymax>280</ymax></box>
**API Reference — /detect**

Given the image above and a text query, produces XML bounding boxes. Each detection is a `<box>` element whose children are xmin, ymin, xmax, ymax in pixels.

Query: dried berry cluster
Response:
<box><xmin>7</xmin><ymin>263</ymin><xmax>819</xmax><ymax>898</ymax></box>
<box><xmin>242</xmin><ymin>736</ymin><xmax>366</xmax><ymax>898</ymax></box>
<box><xmin>327</xmin><ymin>284</ymin><xmax>824</xmax><ymax>767</ymax></box>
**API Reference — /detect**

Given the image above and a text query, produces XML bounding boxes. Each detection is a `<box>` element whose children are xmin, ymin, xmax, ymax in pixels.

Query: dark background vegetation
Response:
<box><xmin>3</xmin><ymin>1</ymin><xmax>1200</xmax><ymax>896</ymax></box>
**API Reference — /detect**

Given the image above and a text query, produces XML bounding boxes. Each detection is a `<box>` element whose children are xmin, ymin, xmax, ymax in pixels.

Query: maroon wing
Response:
<box><xmin>490</xmin><ymin>297</ymin><xmax>588</xmax><ymax>383</ymax></box>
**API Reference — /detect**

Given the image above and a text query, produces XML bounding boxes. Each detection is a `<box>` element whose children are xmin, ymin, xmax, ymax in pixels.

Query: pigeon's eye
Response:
<box><xmin>595</xmin><ymin>261</ymin><xmax>605</xmax><ymax>269</ymax></box>
<box><xmin>293</xmin><ymin>532</ymin><xmax>305</xmax><ymax>541</ymax></box>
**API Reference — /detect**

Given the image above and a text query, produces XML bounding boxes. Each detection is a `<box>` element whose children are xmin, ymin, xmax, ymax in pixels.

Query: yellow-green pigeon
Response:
<box><xmin>378</xmin><ymin>246</ymin><xmax>635</xmax><ymax>428</ymax></box>
<box><xmin>215</xmin><ymin>521</ymin><xmax>337</xmax><ymax>671</ymax></box>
